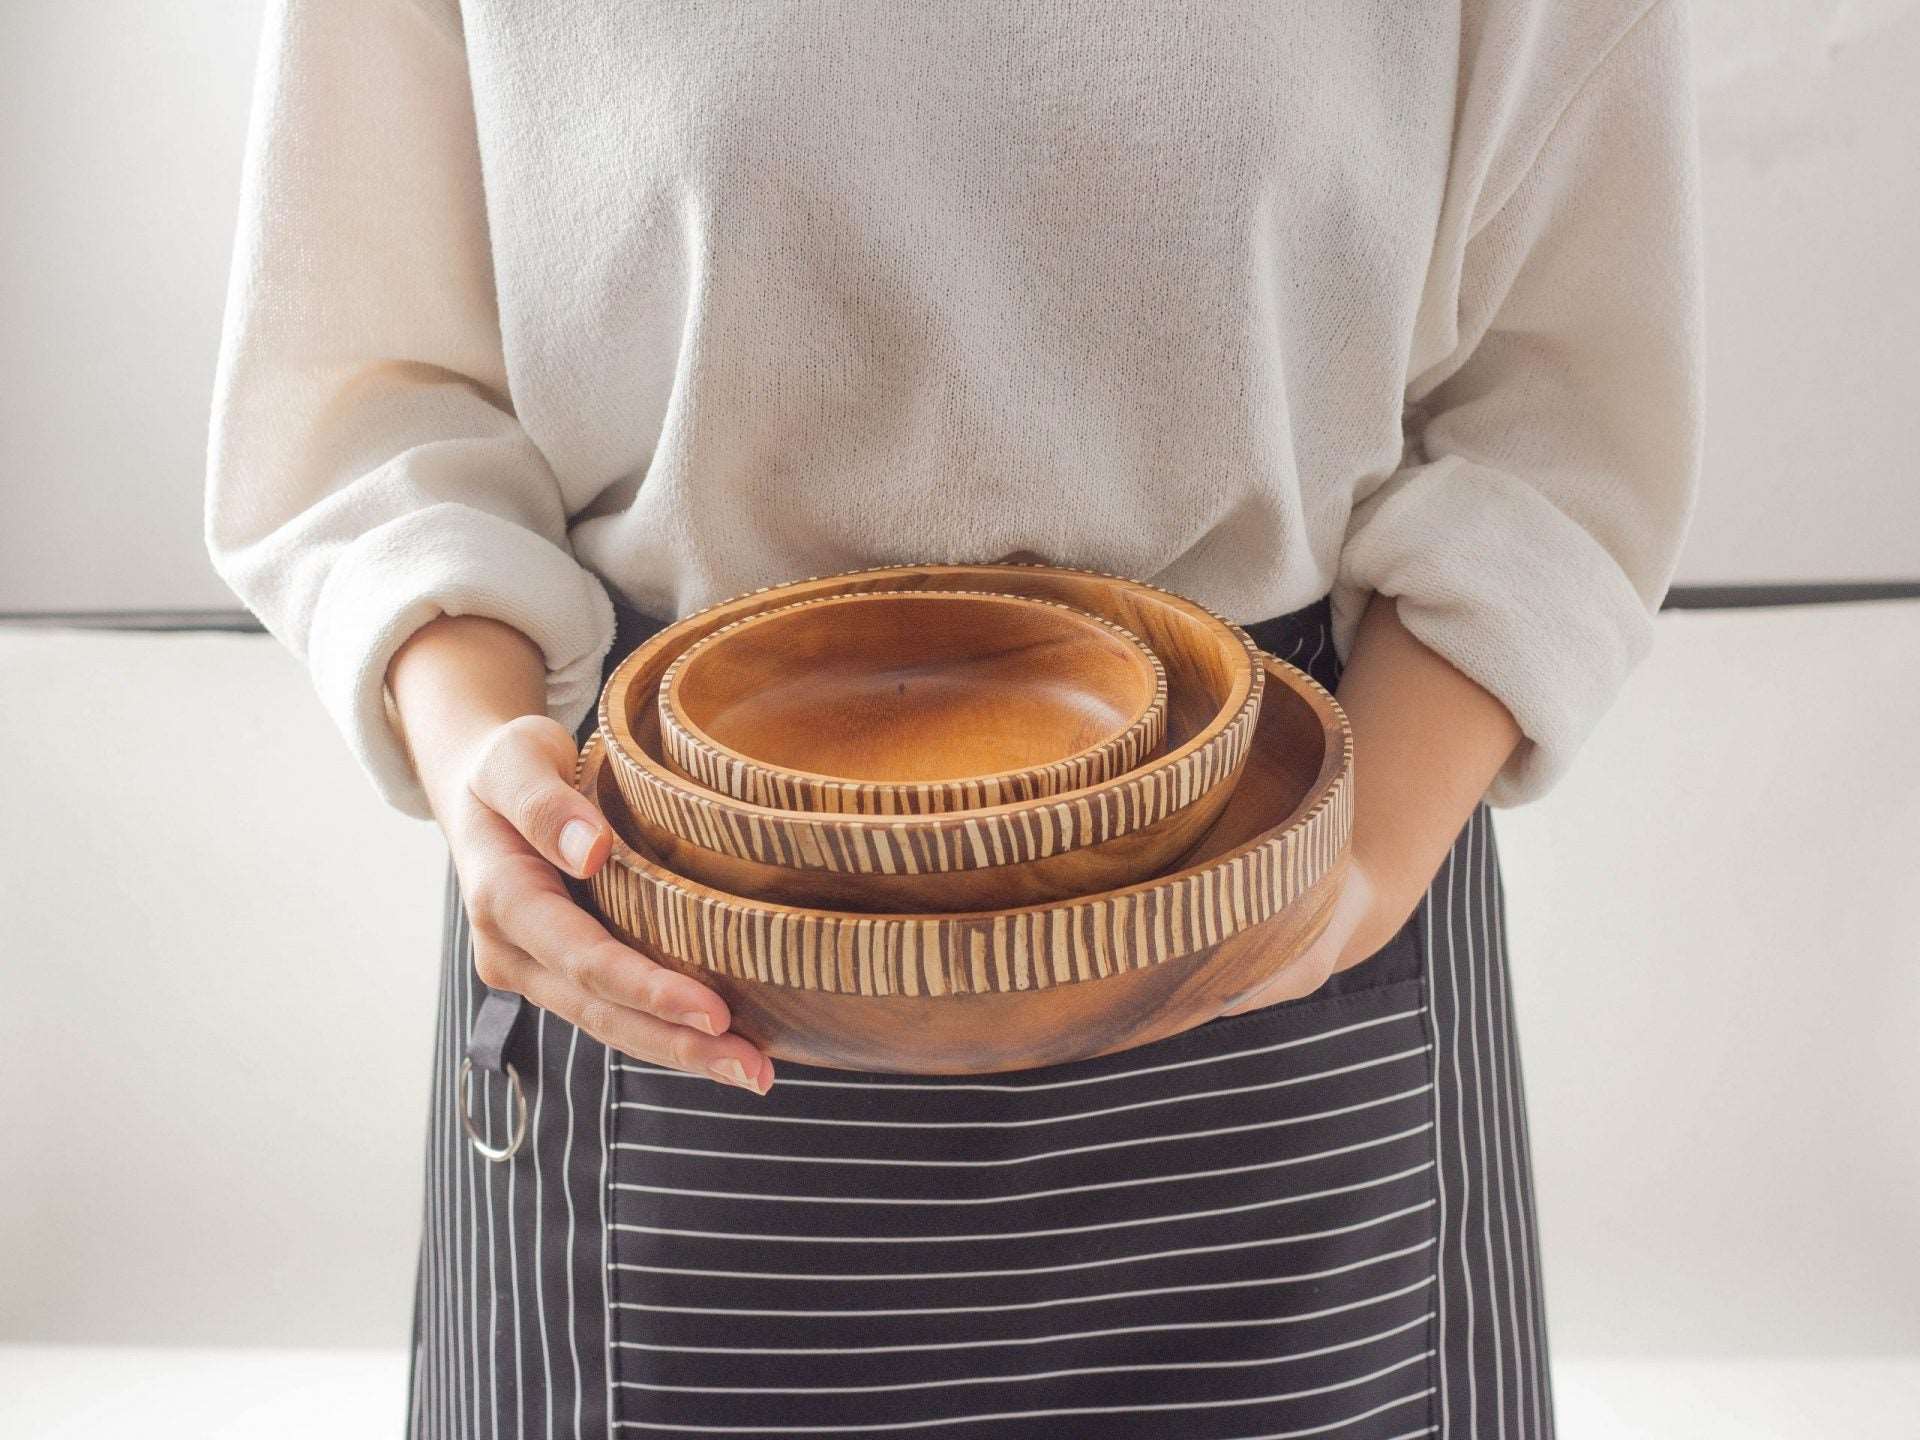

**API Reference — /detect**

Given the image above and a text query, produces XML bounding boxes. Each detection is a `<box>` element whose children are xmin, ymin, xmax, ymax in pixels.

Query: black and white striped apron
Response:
<box><xmin>407</xmin><ymin>591</ymin><xmax>1557</xmax><ymax>1439</ymax></box>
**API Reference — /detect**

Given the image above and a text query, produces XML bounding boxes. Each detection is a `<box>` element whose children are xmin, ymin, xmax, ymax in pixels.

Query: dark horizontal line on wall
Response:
<box><xmin>0</xmin><ymin>608</ymin><xmax>268</xmax><ymax>632</ymax></box>
<box><xmin>2</xmin><ymin>581</ymin><xmax>1917</xmax><ymax>633</ymax></box>
<box><xmin>1661</xmin><ymin>581</ymin><xmax>1920</xmax><ymax>608</ymax></box>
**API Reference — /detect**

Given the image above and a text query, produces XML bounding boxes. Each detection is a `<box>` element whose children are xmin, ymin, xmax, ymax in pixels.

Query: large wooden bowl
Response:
<box><xmin>575</xmin><ymin>650</ymin><xmax>1351</xmax><ymax>1074</ymax></box>
<box><xmin>658</xmin><ymin>590</ymin><xmax>1168</xmax><ymax>815</ymax></box>
<box><xmin>598</xmin><ymin>563</ymin><xmax>1264</xmax><ymax>912</ymax></box>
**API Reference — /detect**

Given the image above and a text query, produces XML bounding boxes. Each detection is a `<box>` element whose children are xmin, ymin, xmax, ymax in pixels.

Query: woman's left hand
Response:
<box><xmin>1212</xmin><ymin>854</ymin><xmax>1419</xmax><ymax>1016</ymax></box>
<box><xmin>1211</xmin><ymin>589</ymin><xmax>1527</xmax><ymax>1018</ymax></box>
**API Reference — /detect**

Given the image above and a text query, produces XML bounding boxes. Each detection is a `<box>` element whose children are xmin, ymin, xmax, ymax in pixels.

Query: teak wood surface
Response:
<box><xmin>658</xmin><ymin>590</ymin><xmax>1168</xmax><ymax>815</ymax></box>
<box><xmin>597</xmin><ymin>563</ymin><xmax>1264</xmax><ymax>911</ymax></box>
<box><xmin>575</xmin><ymin>649</ymin><xmax>1352</xmax><ymax>1074</ymax></box>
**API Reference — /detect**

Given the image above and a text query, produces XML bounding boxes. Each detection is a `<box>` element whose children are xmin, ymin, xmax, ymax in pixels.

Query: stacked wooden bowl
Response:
<box><xmin>579</xmin><ymin>562</ymin><xmax>1353</xmax><ymax>1074</ymax></box>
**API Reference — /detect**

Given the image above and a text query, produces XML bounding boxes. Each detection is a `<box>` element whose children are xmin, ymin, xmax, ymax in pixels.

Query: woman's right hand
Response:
<box><xmin>389</xmin><ymin>613</ymin><xmax>773</xmax><ymax>1096</ymax></box>
<box><xmin>433</xmin><ymin>714</ymin><xmax>774</xmax><ymax>1094</ymax></box>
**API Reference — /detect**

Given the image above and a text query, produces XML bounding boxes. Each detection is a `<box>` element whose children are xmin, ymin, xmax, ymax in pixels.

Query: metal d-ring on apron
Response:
<box><xmin>459</xmin><ymin>988</ymin><xmax>528</xmax><ymax>1162</ymax></box>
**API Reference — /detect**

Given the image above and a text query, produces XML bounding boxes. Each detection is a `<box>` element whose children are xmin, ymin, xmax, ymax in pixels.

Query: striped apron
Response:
<box><xmin>407</xmin><ymin>591</ymin><xmax>1557</xmax><ymax>1439</ymax></box>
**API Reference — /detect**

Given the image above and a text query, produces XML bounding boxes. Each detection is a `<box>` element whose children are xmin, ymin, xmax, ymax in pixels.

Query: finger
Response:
<box><xmin>1215</xmin><ymin>880</ymin><xmax>1364</xmax><ymax>1016</ymax></box>
<box><xmin>1324</xmin><ymin>865</ymin><xmax>1382</xmax><ymax>973</ymax></box>
<box><xmin>480</xmin><ymin>943</ymin><xmax>773</xmax><ymax>1093</ymax></box>
<box><xmin>470</xmin><ymin>926</ymin><xmax>536</xmax><ymax>996</ymax></box>
<box><xmin>1215</xmin><ymin>929</ymin><xmax>1340</xmax><ymax>1016</ymax></box>
<box><xmin>457</xmin><ymin>798</ymin><xmax>736</xmax><ymax>1039</ymax></box>
<box><xmin>467</xmin><ymin>714</ymin><xmax>611</xmax><ymax>879</ymax></box>
<box><xmin>498</xmin><ymin>882</ymin><xmax>736</xmax><ymax>1040</ymax></box>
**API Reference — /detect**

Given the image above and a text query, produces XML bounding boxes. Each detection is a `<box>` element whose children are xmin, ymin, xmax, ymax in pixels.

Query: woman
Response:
<box><xmin>205</xmin><ymin>1</ymin><xmax>1702</xmax><ymax>1434</ymax></box>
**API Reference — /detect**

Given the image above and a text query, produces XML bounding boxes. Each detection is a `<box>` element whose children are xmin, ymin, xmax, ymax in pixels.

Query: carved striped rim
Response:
<box><xmin>576</xmin><ymin>654</ymin><xmax>1352</xmax><ymax>998</ymax></box>
<box><xmin>597</xmin><ymin>562</ymin><xmax>1264</xmax><ymax>877</ymax></box>
<box><xmin>656</xmin><ymin>591</ymin><xmax>1170</xmax><ymax>815</ymax></box>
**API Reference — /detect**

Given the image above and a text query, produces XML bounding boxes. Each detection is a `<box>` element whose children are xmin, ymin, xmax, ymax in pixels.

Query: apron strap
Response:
<box><xmin>467</xmin><ymin>987</ymin><xmax>524</xmax><ymax>1072</ymax></box>
<box><xmin>460</xmin><ymin>989</ymin><xmax>529</xmax><ymax>1162</ymax></box>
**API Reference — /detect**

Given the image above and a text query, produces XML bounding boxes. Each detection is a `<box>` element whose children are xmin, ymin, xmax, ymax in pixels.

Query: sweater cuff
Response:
<box><xmin>1332</xmin><ymin>454</ymin><xmax>1656</xmax><ymax>809</ymax></box>
<box><xmin>306</xmin><ymin>502</ymin><xmax>618</xmax><ymax>820</ymax></box>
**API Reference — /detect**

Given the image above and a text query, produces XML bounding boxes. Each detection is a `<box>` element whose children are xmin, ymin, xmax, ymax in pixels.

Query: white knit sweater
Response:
<box><xmin>205</xmin><ymin>0</ymin><xmax>1703</xmax><ymax>820</ymax></box>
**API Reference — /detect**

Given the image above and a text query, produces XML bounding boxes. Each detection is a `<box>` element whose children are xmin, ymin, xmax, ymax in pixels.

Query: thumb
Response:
<box><xmin>1215</xmin><ymin>865</ymin><xmax>1375</xmax><ymax>1015</ymax></box>
<box><xmin>467</xmin><ymin>714</ymin><xmax>611</xmax><ymax>879</ymax></box>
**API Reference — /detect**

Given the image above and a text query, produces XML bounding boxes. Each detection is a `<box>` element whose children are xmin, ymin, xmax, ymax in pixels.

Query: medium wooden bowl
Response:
<box><xmin>597</xmin><ymin>563</ymin><xmax>1264</xmax><ymax>912</ymax></box>
<box><xmin>575</xmin><ymin>650</ymin><xmax>1351</xmax><ymax>1073</ymax></box>
<box><xmin>658</xmin><ymin>590</ymin><xmax>1168</xmax><ymax>815</ymax></box>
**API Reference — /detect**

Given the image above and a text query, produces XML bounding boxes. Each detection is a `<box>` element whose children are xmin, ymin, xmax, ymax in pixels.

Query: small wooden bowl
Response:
<box><xmin>575</xmin><ymin>650</ymin><xmax>1350</xmax><ymax>1074</ymax></box>
<box><xmin>597</xmin><ymin>563</ymin><xmax>1264</xmax><ymax>912</ymax></box>
<box><xmin>658</xmin><ymin>590</ymin><xmax>1168</xmax><ymax>815</ymax></box>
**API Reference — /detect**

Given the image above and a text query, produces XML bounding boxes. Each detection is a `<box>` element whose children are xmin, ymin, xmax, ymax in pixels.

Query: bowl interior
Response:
<box><xmin>592</xmin><ymin>653</ymin><xmax>1335</xmax><ymax>928</ymax></box>
<box><xmin>667</xmin><ymin>591</ymin><xmax>1161</xmax><ymax>785</ymax></box>
<box><xmin>605</xmin><ymin>565</ymin><xmax>1259</xmax><ymax>832</ymax></box>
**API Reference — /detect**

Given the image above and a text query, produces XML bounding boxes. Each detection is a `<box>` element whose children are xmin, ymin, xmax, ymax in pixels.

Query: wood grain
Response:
<box><xmin>658</xmin><ymin>590</ymin><xmax>1168</xmax><ymax>815</ymax></box>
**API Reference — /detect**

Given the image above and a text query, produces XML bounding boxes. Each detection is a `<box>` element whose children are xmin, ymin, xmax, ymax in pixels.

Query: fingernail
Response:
<box><xmin>559</xmin><ymin>818</ymin><xmax>598</xmax><ymax>873</ymax></box>
<box><xmin>708</xmin><ymin>1057</ymin><xmax>762</xmax><ymax>1093</ymax></box>
<box><xmin>674</xmin><ymin>1009</ymin><xmax>717</xmax><ymax>1036</ymax></box>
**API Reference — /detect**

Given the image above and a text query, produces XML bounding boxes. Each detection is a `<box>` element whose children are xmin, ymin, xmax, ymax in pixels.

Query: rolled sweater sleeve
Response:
<box><xmin>1336</xmin><ymin>0</ymin><xmax>1705</xmax><ymax>808</ymax></box>
<box><xmin>203</xmin><ymin>0</ymin><xmax>616</xmax><ymax>820</ymax></box>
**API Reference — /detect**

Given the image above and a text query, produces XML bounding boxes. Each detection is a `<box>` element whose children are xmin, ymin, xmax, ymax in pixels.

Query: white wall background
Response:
<box><xmin>1</xmin><ymin>0</ymin><xmax>1917</xmax><ymax>614</ymax></box>
<box><xmin>0</xmin><ymin>2</ymin><xmax>264</xmax><ymax>610</ymax></box>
